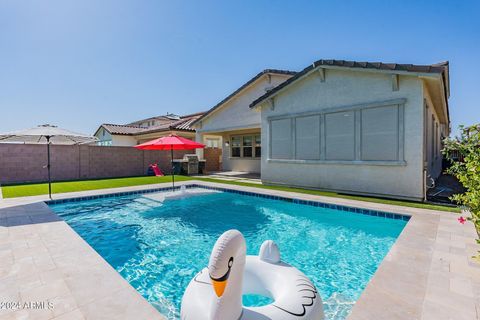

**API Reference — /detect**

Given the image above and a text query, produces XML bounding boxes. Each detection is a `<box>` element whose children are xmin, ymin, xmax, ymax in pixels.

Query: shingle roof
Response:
<box><xmin>98</xmin><ymin>112</ymin><xmax>205</xmax><ymax>136</ymax></box>
<box><xmin>249</xmin><ymin>59</ymin><xmax>450</xmax><ymax>109</ymax></box>
<box><xmin>191</xmin><ymin>69</ymin><xmax>296</xmax><ymax>126</ymax></box>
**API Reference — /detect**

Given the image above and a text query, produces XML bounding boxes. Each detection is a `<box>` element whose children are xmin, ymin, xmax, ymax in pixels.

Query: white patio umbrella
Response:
<box><xmin>0</xmin><ymin>124</ymin><xmax>97</xmax><ymax>199</ymax></box>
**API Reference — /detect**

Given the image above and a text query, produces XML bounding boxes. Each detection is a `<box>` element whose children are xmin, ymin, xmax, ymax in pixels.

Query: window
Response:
<box><xmin>325</xmin><ymin>111</ymin><xmax>355</xmax><ymax>160</ymax></box>
<box><xmin>206</xmin><ymin>138</ymin><xmax>219</xmax><ymax>148</ymax></box>
<box><xmin>296</xmin><ymin>115</ymin><xmax>320</xmax><ymax>160</ymax></box>
<box><xmin>231</xmin><ymin>136</ymin><xmax>241</xmax><ymax>157</ymax></box>
<box><xmin>97</xmin><ymin>140</ymin><xmax>112</xmax><ymax>146</ymax></box>
<box><xmin>230</xmin><ymin>134</ymin><xmax>261</xmax><ymax>158</ymax></box>
<box><xmin>271</xmin><ymin>119</ymin><xmax>292</xmax><ymax>159</ymax></box>
<box><xmin>243</xmin><ymin>136</ymin><xmax>253</xmax><ymax>157</ymax></box>
<box><xmin>361</xmin><ymin>106</ymin><xmax>399</xmax><ymax>161</ymax></box>
<box><xmin>255</xmin><ymin>135</ymin><xmax>261</xmax><ymax>157</ymax></box>
<box><xmin>435</xmin><ymin>122</ymin><xmax>439</xmax><ymax>158</ymax></box>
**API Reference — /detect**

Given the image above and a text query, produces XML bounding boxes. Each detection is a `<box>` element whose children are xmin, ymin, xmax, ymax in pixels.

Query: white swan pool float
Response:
<box><xmin>181</xmin><ymin>229</ymin><xmax>324</xmax><ymax>320</ymax></box>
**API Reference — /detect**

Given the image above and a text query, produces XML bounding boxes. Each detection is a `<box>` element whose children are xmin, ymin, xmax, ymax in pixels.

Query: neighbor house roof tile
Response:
<box><xmin>101</xmin><ymin>124</ymin><xmax>146</xmax><ymax>135</ymax></box>
<box><xmin>99</xmin><ymin>112</ymin><xmax>205</xmax><ymax>136</ymax></box>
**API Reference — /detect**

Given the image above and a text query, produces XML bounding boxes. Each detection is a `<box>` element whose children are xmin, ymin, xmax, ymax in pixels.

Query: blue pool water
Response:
<box><xmin>49</xmin><ymin>188</ymin><xmax>407</xmax><ymax>320</ymax></box>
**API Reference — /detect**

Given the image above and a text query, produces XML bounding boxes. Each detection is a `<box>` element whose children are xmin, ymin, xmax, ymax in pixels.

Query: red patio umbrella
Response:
<box><xmin>135</xmin><ymin>134</ymin><xmax>205</xmax><ymax>187</ymax></box>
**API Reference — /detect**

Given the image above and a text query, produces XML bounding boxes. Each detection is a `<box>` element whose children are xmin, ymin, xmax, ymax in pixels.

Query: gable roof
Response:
<box><xmin>249</xmin><ymin>59</ymin><xmax>450</xmax><ymax>109</ymax></box>
<box><xmin>95</xmin><ymin>112</ymin><xmax>205</xmax><ymax>137</ymax></box>
<box><xmin>192</xmin><ymin>69</ymin><xmax>296</xmax><ymax>126</ymax></box>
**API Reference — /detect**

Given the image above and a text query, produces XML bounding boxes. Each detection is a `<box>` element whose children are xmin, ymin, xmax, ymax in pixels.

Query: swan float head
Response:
<box><xmin>181</xmin><ymin>230</ymin><xmax>325</xmax><ymax>320</ymax></box>
<box><xmin>208</xmin><ymin>230</ymin><xmax>246</xmax><ymax>319</ymax></box>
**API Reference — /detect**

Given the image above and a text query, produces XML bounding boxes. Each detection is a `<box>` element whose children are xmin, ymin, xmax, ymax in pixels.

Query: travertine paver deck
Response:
<box><xmin>0</xmin><ymin>180</ymin><xmax>479</xmax><ymax>319</ymax></box>
<box><xmin>0</xmin><ymin>198</ymin><xmax>165</xmax><ymax>319</ymax></box>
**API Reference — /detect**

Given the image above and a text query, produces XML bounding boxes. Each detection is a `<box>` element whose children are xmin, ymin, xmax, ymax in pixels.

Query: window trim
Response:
<box><xmin>230</xmin><ymin>134</ymin><xmax>261</xmax><ymax>159</ymax></box>
<box><xmin>205</xmin><ymin>138</ymin><xmax>220</xmax><ymax>148</ymax></box>
<box><xmin>97</xmin><ymin>140</ymin><xmax>112</xmax><ymax>146</ymax></box>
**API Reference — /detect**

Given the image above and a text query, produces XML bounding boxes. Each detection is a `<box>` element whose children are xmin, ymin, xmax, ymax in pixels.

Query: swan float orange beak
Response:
<box><xmin>212</xmin><ymin>279</ymin><xmax>227</xmax><ymax>297</ymax></box>
<box><xmin>210</xmin><ymin>257</ymin><xmax>233</xmax><ymax>297</ymax></box>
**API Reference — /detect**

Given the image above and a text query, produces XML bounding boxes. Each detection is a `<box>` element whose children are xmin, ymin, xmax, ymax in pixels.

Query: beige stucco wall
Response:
<box><xmin>260</xmin><ymin>68</ymin><xmax>426</xmax><ymax>200</ymax></box>
<box><xmin>94</xmin><ymin>128</ymin><xmax>137</xmax><ymax>146</ymax></box>
<box><xmin>111</xmin><ymin>135</ymin><xmax>138</xmax><ymax>146</ymax></box>
<box><xmin>423</xmin><ymin>84</ymin><xmax>446</xmax><ymax>181</ymax></box>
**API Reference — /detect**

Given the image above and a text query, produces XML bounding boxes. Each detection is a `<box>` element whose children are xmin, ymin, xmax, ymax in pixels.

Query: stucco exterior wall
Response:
<box><xmin>198</xmin><ymin>74</ymin><xmax>291</xmax><ymax>132</ymax></box>
<box><xmin>260</xmin><ymin>68</ymin><xmax>426</xmax><ymax>200</ymax></box>
<box><xmin>423</xmin><ymin>84</ymin><xmax>446</xmax><ymax>181</ymax></box>
<box><xmin>111</xmin><ymin>135</ymin><xmax>138</xmax><ymax>146</ymax></box>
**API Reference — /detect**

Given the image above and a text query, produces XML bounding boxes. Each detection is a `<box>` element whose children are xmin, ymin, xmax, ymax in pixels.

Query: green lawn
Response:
<box><xmin>1</xmin><ymin>175</ymin><xmax>460</xmax><ymax>213</ymax></box>
<box><xmin>1</xmin><ymin>176</ymin><xmax>192</xmax><ymax>198</ymax></box>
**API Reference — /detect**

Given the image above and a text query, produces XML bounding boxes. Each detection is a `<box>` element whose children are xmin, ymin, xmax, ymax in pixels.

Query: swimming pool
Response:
<box><xmin>49</xmin><ymin>186</ymin><xmax>408</xmax><ymax>320</ymax></box>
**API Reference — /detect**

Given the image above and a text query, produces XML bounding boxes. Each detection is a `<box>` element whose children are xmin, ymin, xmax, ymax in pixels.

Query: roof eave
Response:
<box><xmin>93</xmin><ymin>125</ymin><xmax>106</xmax><ymax>137</ymax></box>
<box><xmin>250</xmin><ymin>62</ymin><xmax>448</xmax><ymax>109</ymax></box>
<box><xmin>192</xmin><ymin>70</ymin><xmax>296</xmax><ymax>126</ymax></box>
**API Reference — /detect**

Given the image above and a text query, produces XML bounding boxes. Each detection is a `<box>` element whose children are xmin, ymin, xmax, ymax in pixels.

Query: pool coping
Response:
<box><xmin>1</xmin><ymin>180</ymin><xmax>479</xmax><ymax>320</ymax></box>
<box><xmin>45</xmin><ymin>183</ymin><xmax>412</xmax><ymax>222</ymax></box>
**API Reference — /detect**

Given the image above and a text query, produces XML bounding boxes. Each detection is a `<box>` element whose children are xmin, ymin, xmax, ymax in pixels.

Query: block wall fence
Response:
<box><xmin>0</xmin><ymin>144</ymin><xmax>205</xmax><ymax>184</ymax></box>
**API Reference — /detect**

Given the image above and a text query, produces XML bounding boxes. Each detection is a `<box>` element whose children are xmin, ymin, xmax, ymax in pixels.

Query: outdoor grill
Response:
<box><xmin>172</xmin><ymin>154</ymin><xmax>206</xmax><ymax>175</ymax></box>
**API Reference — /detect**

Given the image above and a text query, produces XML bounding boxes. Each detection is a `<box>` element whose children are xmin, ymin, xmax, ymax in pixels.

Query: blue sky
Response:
<box><xmin>0</xmin><ymin>0</ymin><xmax>478</xmax><ymax>136</ymax></box>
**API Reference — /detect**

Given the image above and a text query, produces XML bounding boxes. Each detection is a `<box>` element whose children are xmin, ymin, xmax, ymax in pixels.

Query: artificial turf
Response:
<box><xmin>1</xmin><ymin>175</ymin><xmax>192</xmax><ymax>198</ymax></box>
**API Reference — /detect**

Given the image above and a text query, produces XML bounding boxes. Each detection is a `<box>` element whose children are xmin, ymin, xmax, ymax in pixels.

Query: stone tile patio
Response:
<box><xmin>0</xmin><ymin>201</ymin><xmax>164</xmax><ymax>319</ymax></box>
<box><xmin>0</xmin><ymin>180</ymin><xmax>479</xmax><ymax>319</ymax></box>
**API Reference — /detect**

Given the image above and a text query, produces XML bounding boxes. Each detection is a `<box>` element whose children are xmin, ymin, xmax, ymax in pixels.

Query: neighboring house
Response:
<box><xmin>193</xmin><ymin>69</ymin><xmax>297</xmax><ymax>173</ymax></box>
<box><xmin>94</xmin><ymin>112</ymin><xmax>205</xmax><ymax>146</ymax></box>
<box><xmin>195</xmin><ymin>60</ymin><xmax>450</xmax><ymax>201</ymax></box>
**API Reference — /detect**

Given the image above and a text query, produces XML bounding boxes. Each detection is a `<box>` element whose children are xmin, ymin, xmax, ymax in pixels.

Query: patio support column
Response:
<box><xmin>195</xmin><ymin>132</ymin><xmax>204</xmax><ymax>159</ymax></box>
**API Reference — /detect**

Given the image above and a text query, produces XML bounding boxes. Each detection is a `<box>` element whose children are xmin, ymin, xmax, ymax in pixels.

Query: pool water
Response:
<box><xmin>50</xmin><ymin>188</ymin><xmax>407</xmax><ymax>320</ymax></box>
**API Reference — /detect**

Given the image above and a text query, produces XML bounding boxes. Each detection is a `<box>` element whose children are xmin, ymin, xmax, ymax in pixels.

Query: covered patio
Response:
<box><xmin>196</xmin><ymin>128</ymin><xmax>262</xmax><ymax>175</ymax></box>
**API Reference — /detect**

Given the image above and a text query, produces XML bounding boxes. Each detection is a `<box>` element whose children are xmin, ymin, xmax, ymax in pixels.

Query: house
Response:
<box><xmin>193</xmin><ymin>69</ymin><xmax>297</xmax><ymax>173</ymax></box>
<box><xmin>94</xmin><ymin>112</ymin><xmax>205</xmax><ymax>146</ymax></box>
<box><xmin>194</xmin><ymin>59</ymin><xmax>450</xmax><ymax>201</ymax></box>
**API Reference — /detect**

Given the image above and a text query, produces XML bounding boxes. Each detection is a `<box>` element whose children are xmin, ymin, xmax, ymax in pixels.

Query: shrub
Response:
<box><xmin>443</xmin><ymin>124</ymin><xmax>480</xmax><ymax>258</ymax></box>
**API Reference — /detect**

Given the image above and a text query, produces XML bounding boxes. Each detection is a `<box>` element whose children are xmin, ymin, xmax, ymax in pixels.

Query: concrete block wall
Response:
<box><xmin>0</xmin><ymin>144</ymin><xmax>190</xmax><ymax>184</ymax></box>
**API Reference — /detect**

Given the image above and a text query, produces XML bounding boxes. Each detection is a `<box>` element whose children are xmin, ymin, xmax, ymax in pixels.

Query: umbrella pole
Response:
<box><xmin>170</xmin><ymin>146</ymin><xmax>175</xmax><ymax>188</ymax></box>
<box><xmin>46</xmin><ymin>136</ymin><xmax>52</xmax><ymax>199</ymax></box>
